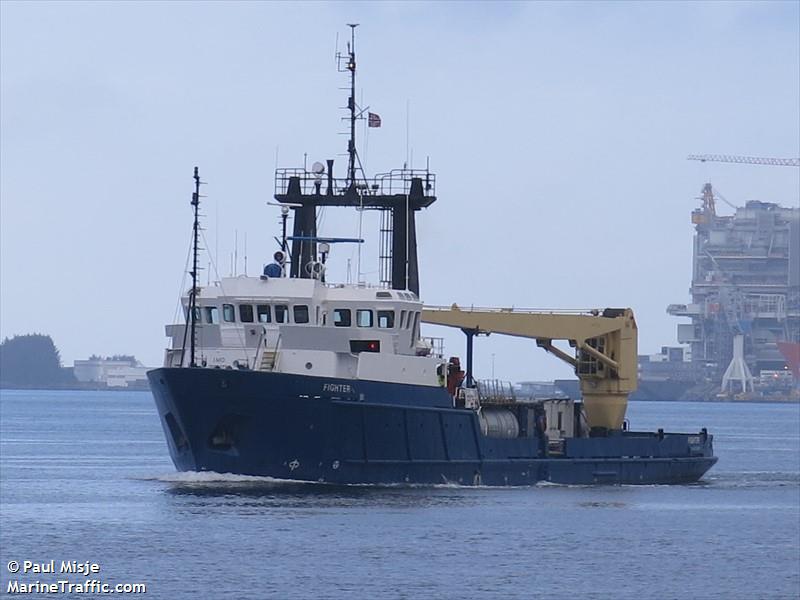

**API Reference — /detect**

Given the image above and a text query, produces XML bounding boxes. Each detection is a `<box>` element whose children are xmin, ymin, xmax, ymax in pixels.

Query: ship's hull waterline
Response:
<box><xmin>148</xmin><ymin>368</ymin><xmax>717</xmax><ymax>486</ymax></box>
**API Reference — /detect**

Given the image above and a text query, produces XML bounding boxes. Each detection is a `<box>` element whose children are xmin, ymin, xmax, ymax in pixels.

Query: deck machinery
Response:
<box><xmin>416</xmin><ymin>305</ymin><xmax>717</xmax><ymax>483</ymax></box>
<box><xmin>422</xmin><ymin>306</ymin><xmax>638</xmax><ymax>432</ymax></box>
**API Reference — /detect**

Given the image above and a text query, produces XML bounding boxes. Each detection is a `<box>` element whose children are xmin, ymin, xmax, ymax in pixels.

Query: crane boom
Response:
<box><xmin>687</xmin><ymin>154</ymin><xmax>800</xmax><ymax>167</ymax></box>
<box><xmin>421</xmin><ymin>305</ymin><xmax>638</xmax><ymax>431</ymax></box>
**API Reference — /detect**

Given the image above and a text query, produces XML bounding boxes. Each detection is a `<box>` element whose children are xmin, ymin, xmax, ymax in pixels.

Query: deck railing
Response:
<box><xmin>476</xmin><ymin>379</ymin><xmax>517</xmax><ymax>404</ymax></box>
<box><xmin>274</xmin><ymin>168</ymin><xmax>436</xmax><ymax>198</ymax></box>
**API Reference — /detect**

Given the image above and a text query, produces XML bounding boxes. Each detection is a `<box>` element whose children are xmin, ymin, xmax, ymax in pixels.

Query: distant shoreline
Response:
<box><xmin>0</xmin><ymin>382</ymin><xmax>151</xmax><ymax>392</ymax></box>
<box><xmin>1</xmin><ymin>384</ymin><xmax>796</xmax><ymax>404</ymax></box>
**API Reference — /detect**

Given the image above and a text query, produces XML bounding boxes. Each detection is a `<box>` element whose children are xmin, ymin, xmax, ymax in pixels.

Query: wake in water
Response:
<box><xmin>132</xmin><ymin>467</ymin><xmax>800</xmax><ymax>492</ymax></box>
<box><xmin>135</xmin><ymin>471</ymin><xmax>683</xmax><ymax>491</ymax></box>
<box><xmin>135</xmin><ymin>471</ymin><xmax>538</xmax><ymax>490</ymax></box>
<box><xmin>136</xmin><ymin>471</ymin><xmax>299</xmax><ymax>485</ymax></box>
<box><xmin>701</xmin><ymin>470</ymin><xmax>800</xmax><ymax>490</ymax></box>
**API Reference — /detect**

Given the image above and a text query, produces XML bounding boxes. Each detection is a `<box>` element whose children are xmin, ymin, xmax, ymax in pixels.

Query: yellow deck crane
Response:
<box><xmin>422</xmin><ymin>306</ymin><xmax>638</xmax><ymax>432</ymax></box>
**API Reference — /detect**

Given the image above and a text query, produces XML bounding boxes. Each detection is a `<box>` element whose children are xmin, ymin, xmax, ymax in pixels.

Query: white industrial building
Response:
<box><xmin>73</xmin><ymin>357</ymin><xmax>149</xmax><ymax>388</ymax></box>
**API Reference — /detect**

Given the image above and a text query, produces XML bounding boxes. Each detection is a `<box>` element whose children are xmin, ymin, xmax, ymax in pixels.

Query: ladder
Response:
<box><xmin>259</xmin><ymin>350</ymin><xmax>277</xmax><ymax>371</ymax></box>
<box><xmin>378</xmin><ymin>208</ymin><xmax>393</xmax><ymax>287</ymax></box>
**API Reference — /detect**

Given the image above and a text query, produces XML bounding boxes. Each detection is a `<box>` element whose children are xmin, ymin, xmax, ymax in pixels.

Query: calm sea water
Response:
<box><xmin>1</xmin><ymin>389</ymin><xmax>798</xmax><ymax>599</ymax></box>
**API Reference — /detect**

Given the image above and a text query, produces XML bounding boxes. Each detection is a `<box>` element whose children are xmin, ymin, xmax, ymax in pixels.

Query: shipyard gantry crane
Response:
<box><xmin>687</xmin><ymin>154</ymin><xmax>800</xmax><ymax>167</ymax></box>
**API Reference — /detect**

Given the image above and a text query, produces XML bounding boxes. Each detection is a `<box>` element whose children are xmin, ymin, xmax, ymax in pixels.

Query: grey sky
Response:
<box><xmin>2</xmin><ymin>1</ymin><xmax>798</xmax><ymax>382</ymax></box>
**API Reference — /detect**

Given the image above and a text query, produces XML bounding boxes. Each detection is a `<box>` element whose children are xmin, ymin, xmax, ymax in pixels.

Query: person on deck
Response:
<box><xmin>262</xmin><ymin>251</ymin><xmax>285</xmax><ymax>278</ymax></box>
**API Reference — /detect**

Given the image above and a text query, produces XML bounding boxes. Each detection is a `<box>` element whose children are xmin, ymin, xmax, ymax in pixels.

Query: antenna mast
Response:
<box><xmin>274</xmin><ymin>25</ymin><xmax>438</xmax><ymax>296</ymax></box>
<box><xmin>189</xmin><ymin>167</ymin><xmax>201</xmax><ymax>367</ymax></box>
<box><xmin>346</xmin><ymin>23</ymin><xmax>358</xmax><ymax>188</ymax></box>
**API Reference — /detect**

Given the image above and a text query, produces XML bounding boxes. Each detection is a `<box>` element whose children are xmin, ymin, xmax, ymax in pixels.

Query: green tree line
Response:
<box><xmin>0</xmin><ymin>334</ymin><xmax>75</xmax><ymax>386</ymax></box>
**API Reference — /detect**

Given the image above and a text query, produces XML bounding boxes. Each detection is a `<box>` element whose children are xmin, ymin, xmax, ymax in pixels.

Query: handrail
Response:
<box><xmin>274</xmin><ymin>167</ymin><xmax>436</xmax><ymax>198</ymax></box>
<box><xmin>269</xmin><ymin>332</ymin><xmax>282</xmax><ymax>372</ymax></box>
<box><xmin>423</xmin><ymin>304</ymin><xmax>604</xmax><ymax>316</ymax></box>
<box><xmin>252</xmin><ymin>326</ymin><xmax>266</xmax><ymax>370</ymax></box>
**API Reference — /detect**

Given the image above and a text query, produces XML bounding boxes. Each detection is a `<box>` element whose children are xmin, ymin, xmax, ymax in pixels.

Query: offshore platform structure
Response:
<box><xmin>668</xmin><ymin>155</ymin><xmax>800</xmax><ymax>394</ymax></box>
<box><xmin>273</xmin><ymin>25</ymin><xmax>435</xmax><ymax>296</ymax></box>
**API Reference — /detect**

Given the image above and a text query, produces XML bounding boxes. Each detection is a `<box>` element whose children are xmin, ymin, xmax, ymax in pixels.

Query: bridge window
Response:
<box><xmin>256</xmin><ymin>305</ymin><xmax>271</xmax><ymax>323</ymax></box>
<box><xmin>334</xmin><ymin>308</ymin><xmax>351</xmax><ymax>327</ymax></box>
<box><xmin>377</xmin><ymin>310</ymin><xmax>395</xmax><ymax>328</ymax></box>
<box><xmin>185</xmin><ymin>306</ymin><xmax>203</xmax><ymax>323</ymax></box>
<box><xmin>411</xmin><ymin>312</ymin><xmax>420</xmax><ymax>340</ymax></box>
<box><xmin>399</xmin><ymin>310</ymin><xmax>407</xmax><ymax>329</ymax></box>
<box><xmin>223</xmin><ymin>304</ymin><xmax>235</xmax><ymax>323</ymax></box>
<box><xmin>293</xmin><ymin>305</ymin><xmax>310</xmax><ymax>324</ymax></box>
<box><xmin>239</xmin><ymin>305</ymin><xmax>254</xmax><ymax>323</ymax></box>
<box><xmin>275</xmin><ymin>305</ymin><xmax>289</xmax><ymax>324</ymax></box>
<box><xmin>204</xmin><ymin>306</ymin><xmax>219</xmax><ymax>324</ymax></box>
<box><xmin>356</xmin><ymin>309</ymin><xmax>373</xmax><ymax>328</ymax></box>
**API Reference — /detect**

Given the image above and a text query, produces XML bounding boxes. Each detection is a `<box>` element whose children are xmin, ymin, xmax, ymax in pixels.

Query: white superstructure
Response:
<box><xmin>164</xmin><ymin>275</ymin><xmax>444</xmax><ymax>387</ymax></box>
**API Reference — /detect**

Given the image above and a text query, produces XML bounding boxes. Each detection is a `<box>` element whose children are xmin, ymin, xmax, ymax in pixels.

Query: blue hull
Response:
<box><xmin>148</xmin><ymin>368</ymin><xmax>717</xmax><ymax>486</ymax></box>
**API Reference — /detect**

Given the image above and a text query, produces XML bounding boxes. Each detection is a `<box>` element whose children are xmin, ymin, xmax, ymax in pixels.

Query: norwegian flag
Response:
<box><xmin>368</xmin><ymin>112</ymin><xmax>382</xmax><ymax>128</ymax></box>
